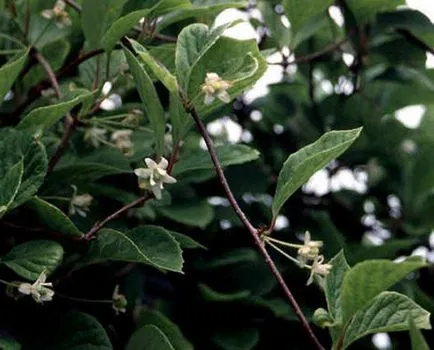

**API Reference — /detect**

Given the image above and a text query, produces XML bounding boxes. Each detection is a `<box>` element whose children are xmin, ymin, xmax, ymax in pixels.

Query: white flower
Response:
<box><xmin>297</xmin><ymin>231</ymin><xmax>323</xmax><ymax>266</ymax></box>
<box><xmin>18</xmin><ymin>270</ymin><xmax>54</xmax><ymax>303</ymax></box>
<box><xmin>201</xmin><ymin>72</ymin><xmax>232</xmax><ymax>105</ymax></box>
<box><xmin>69</xmin><ymin>193</ymin><xmax>93</xmax><ymax>217</ymax></box>
<box><xmin>111</xmin><ymin>129</ymin><xmax>134</xmax><ymax>156</ymax></box>
<box><xmin>84</xmin><ymin>127</ymin><xmax>107</xmax><ymax>148</ymax></box>
<box><xmin>134</xmin><ymin>157</ymin><xmax>177</xmax><ymax>199</ymax></box>
<box><xmin>307</xmin><ymin>255</ymin><xmax>332</xmax><ymax>286</ymax></box>
<box><xmin>112</xmin><ymin>285</ymin><xmax>127</xmax><ymax>315</ymax></box>
<box><xmin>41</xmin><ymin>0</ymin><xmax>72</xmax><ymax>28</ymax></box>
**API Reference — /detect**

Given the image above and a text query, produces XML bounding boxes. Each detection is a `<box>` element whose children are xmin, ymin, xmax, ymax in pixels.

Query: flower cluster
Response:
<box><xmin>262</xmin><ymin>231</ymin><xmax>332</xmax><ymax>286</ymax></box>
<box><xmin>112</xmin><ymin>285</ymin><xmax>128</xmax><ymax>314</ymax></box>
<box><xmin>41</xmin><ymin>0</ymin><xmax>72</xmax><ymax>28</ymax></box>
<box><xmin>201</xmin><ymin>73</ymin><xmax>232</xmax><ymax>105</ymax></box>
<box><xmin>134</xmin><ymin>157</ymin><xmax>177</xmax><ymax>199</ymax></box>
<box><xmin>69</xmin><ymin>187</ymin><xmax>93</xmax><ymax>218</ymax></box>
<box><xmin>111</xmin><ymin>129</ymin><xmax>134</xmax><ymax>156</ymax></box>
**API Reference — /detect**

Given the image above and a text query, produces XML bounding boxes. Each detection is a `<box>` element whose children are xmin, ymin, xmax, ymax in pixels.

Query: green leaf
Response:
<box><xmin>173</xmin><ymin>144</ymin><xmax>260</xmax><ymax>176</ymax></box>
<box><xmin>175</xmin><ymin>22</ymin><xmax>236</xmax><ymax>94</ymax></box>
<box><xmin>2</xmin><ymin>240</ymin><xmax>64</xmax><ymax>280</ymax></box>
<box><xmin>83</xmin><ymin>226</ymin><xmax>183</xmax><ymax>272</ymax></box>
<box><xmin>409</xmin><ymin>313</ymin><xmax>430</xmax><ymax>350</ymax></box>
<box><xmin>27</xmin><ymin>197</ymin><xmax>83</xmax><ymax>237</ymax></box>
<box><xmin>185</xmin><ymin>35</ymin><xmax>266</xmax><ymax>116</ymax></box>
<box><xmin>198</xmin><ymin>283</ymin><xmax>251</xmax><ymax>302</ymax></box>
<box><xmin>18</xmin><ymin>92</ymin><xmax>91</xmax><ymax>137</ymax></box>
<box><xmin>102</xmin><ymin>0</ymin><xmax>191</xmax><ymax>52</ymax></box>
<box><xmin>138</xmin><ymin>310</ymin><xmax>193</xmax><ymax>350</ymax></box>
<box><xmin>211</xmin><ymin>328</ymin><xmax>259</xmax><ymax>350</ymax></box>
<box><xmin>81</xmin><ymin>0</ymin><xmax>127</xmax><ymax>49</ymax></box>
<box><xmin>129</xmin><ymin>39</ymin><xmax>178</xmax><ymax>94</ymax></box>
<box><xmin>124</xmin><ymin>47</ymin><xmax>165</xmax><ymax>156</ymax></box>
<box><xmin>169</xmin><ymin>93</ymin><xmax>190</xmax><ymax>144</ymax></box>
<box><xmin>158</xmin><ymin>1</ymin><xmax>248</xmax><ymax>31</ymax></box>
<box><xmin>345</xmin><ymin>0</ymin><xmax>404</xmax><ymax>24</ymax></box>
<box><xmin>272</xmin><ymin>128</ymin><xmax>362</xmax><ymax>217</ymax></box>
<box><xmin>126</xmin><ymin>325</ymin><xmax>175</xmax><ymax>350</ymax></box>
<box><xmin>343</xmin><ymin>292</ymin><xmax>431</xmax><ymax>349</ymax></box>
<box><xmin>0</xmin><ymin>49</ymin><xmax>29</xmax><ymax>104</ymax></box>
<box><xmin>158</xmin><ymin>201</ymin><xmax>214</xmax><ymax>228</ymax></box>
<box><xmin>282</xmin><ymin>0</ymin><xmax>333</xmax><ymax>39</ymax></box>
<box><xmin>0</xmin><ymin>130</ymin><xmax>48</xmax><ymax>209</ymax></box>
<box><xmin>340</xmin><ymin>257</ymin><xmax>427</xmax><ymax>323</ymax></box>
<box><xmin>167</xmin><ymin>230</ymin><xmax>206</xmax><ymax>250</ymax></box>
<box><xmin>47</xmin><ymin>312</ymin><xmax>112</xmax><ymax>350</ymax></box>
<box><xmin>0</xmin><ymin>160</ymin><xmax>23</xmax><ymax>218</ymax></box>
<box><xmin>325</xmin><ymin>250</ymin><xmax>350</xmax><ymax>322</ymax></box>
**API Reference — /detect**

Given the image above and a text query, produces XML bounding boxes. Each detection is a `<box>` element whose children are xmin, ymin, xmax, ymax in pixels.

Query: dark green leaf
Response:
<box><xmin>138</xmin><ymin>310</ymin><xmax>193</xmax><ymax>350</ymax></box>
<box><xmin>211</xmin><ymin>328</ymin><xmax>259</xmax><ymax>350</ymax></box>
<box><xmin>409</xmin><ymin>313</ymin><xmax>430</xmax><ymax>350</ymax></box>
<box><xmin>27</xmin><ymin>197</ymin><xmax>83</xmax><ymax>237</ymax></box>
<box><xmin>124</xmin><ymin>47</ymin><xmax>165</xmax><ymax>156</ymax></box>
<box><xmin>82</xmin><ymin>226</ymin><xmax>183</xmax><ymax>272</ymax></box>
<box><xmin>2</xmin><ymin>240</ymin><xmax>64</xmax><ymax>280</ymax></box>
<box><xmin>173</xmin><ymin>144</ymin><xmax>260</xmax><ymax>176</ymax></box>
<box><xmin>341</xmin><ymin>257</ymin><xmax>427</xmax><ymax>322</ymax></box>
<box><xmin>343</xmin><ymin>292</ymin><xmax>431</xmax><ymax>349</ymax></box>
<box><xmin>126</xmin><ymin>325</ymin><xmax>175</xmax><ymax>350</ymax></box>
<box><xmin>272</xmin><ymin>128</ymin><xmax>362</xmax><ymax>217</ymax></box>
<box><xmin>158</xmin><ymin>201</ymin><xmax>214</xmax><ymax>228</ymax></box>
<box><xmin>0</xmin><ymin>49</ymin><xmax>29</xmax><ymax>104</ymax></box>
<box><xmin>0</xmin><ymin>160</ymin><xmax>23</xmax><ymax>218</ymax></box>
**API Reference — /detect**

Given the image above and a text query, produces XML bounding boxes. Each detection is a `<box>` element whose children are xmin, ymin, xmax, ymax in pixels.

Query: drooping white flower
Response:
<box><xmin>84</xmin><ymin>127</ymin><xmax>107</xmax><ymax>148</ymax></box>
<box><xmin>111</xmin><ymin>129</ymin><xmax>134</xmax><ymax>156</ymax></box>
<box><xmin>18</xmin><ymin>270</ymin><xmax>54</xmax><ymax>303</ymax></box>
<box><xmin>41</xmin><ymin>0</ymin><xmax>72</xmax><ymax>28</ymax></box>
<box><xmin>307</xmin><ymin>255</ymin><xmax>332</xmax><ymax>286</ymax></box>
<box><xmin>297</xmin><ymin>231</ymin><xmax>323</xmax><ymax>266</ymax></box>
<box><xmin>134</xmin><ymin>157</ymin><xmax>177</xmax><ymax>199</ymax></box>
<box><xmin>112</xmin><ymin>285</ymin><xmax>127</xmax><ymax>315</ymax></box>
<box><xmin>201</xmin><ymin>72</ymin><xmax>232</xmax><ymax>105</ymax></box>
<box><xmin>69</xmin><ymin>192</ymin><xmax>93</xmax><ymax>217</ymax></box>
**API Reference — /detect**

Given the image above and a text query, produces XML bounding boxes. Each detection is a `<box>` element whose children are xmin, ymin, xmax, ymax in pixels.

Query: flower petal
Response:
<box><xmin>204</xmin><ymin>94</ymin><xmax>214</xmax><ymax>105</ymax></box>
<box><xmin>163</xmin><ymin>174</ymin><xmax>177</xmax><ymax>184</ymax></box>
<box><xmin>217</xmin><ymin>91</ymin><xmax>231</xmax><ymax>103</ymax></box>
<box><xmin>151</xmin><ymin>185</ymin><xmax>162</xmax><ymax>200</ymax></box>
<box><xmin>18</xmin><ymin>283</ymin><xmax>33</xmax><ymax>295</ymax></box>
<box><xmin>158</xmin><ymin>157</ymin><xmax>169</xmax><ymax>170</ymax></box>
<box><xmin>134</xmin><ymin>168</ymin><xmax>152</xmax><ymax>178</ymax></box>
<box><xmin>145</xmin><ymin>158</ymin><xmax>157</xmax><ymax>169</ymax></box>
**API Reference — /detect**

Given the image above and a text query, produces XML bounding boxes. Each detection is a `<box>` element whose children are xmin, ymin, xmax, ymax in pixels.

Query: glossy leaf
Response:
<box><xmin>126</xmin><ymin>325</ymin><xmax>175</xmax><ymax>350</ymax></box>
<box><xmin>138</xmin><ymin>310</ymin><xmax>193</xmax><ymax>350</ymax></box>
<box><xmin>158</xmin><ymin>201</ymin><xmax>214</xmax><ymax>228</ymax></box>
<box><xmin>325</xmin><ymin>250</ymin><xmax>350</xmax><ymax>322</ymax></box>
<box><xmin>2</xmin><ymin>240</ymin><xmax>64</xmax><ymax>280</ymax></box>
<box><xmin>124</xmin><ymin>47</ymin><xmax>165</xmax><ymax>156</ymax></box>
<box><xmin>343</xmin><ymin>292</ymin><xmax>431</xmax><ymax>349</ymax></box>
<box><xmin>82</xmin><ymin>226</ymin><xmax>183</xmax><ymax>272</ymax></box>
<box><xmin>173</xmin><ymin>144</ymin><xmax>260</xmax><ymax>176</ymax></box>
<box><xmin>81</xmin><ymin>0</ymin><xmax>127</xmax><ymax>49</ymax></box>
<box><xmin>0</xmin><ymin>130</ymin><xmax>48</xmax><ymax>209</ymax></box>
<box><xmin>0</xmin><ymin>49</ymin><xmax>29</xmax><ymax>104</ymax></box>
<box><xmin>340</xmin><ymin>257</ymin><xmax>427</xmax><ymax>322</ymax></box>
<box><xmin>18</xmin><ymin>92</ymin><xmax>91</xmax><ymax>137</ymax></box>
<box><xmin>27</xmin><ymin>197</ymin><xmax>83</xmax><ymax>237</ymax></box>
<box><xmin>129</xmin><ymin>39</ymin><xmax>178</xmax><ymax>94</ymax></box>
<box><xmin>272</xmin><ymin>128</ymin><xmax>362</xmax><ymax>217</ymax></box>
<box><xmin>345</xmin><ymin>0</ymin><xmax>404</xmax><ymax>24</ymax></box>
<box><xmin>0</xmin><ymin>160</ymin><xmax>23</xmax><ymax>218</ymax></box>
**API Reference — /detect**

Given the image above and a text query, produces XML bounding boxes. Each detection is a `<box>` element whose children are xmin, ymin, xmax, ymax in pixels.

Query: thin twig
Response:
<box><xmin>33</xmin><ymin>51</ymin><xmax>62</xmax><ymax>98</ymax></box>
<box><xmin>83</xmin><ymin>194</ymin><xmax>151</xmax><ymax>240</ymax></box>
<box><xmin>268</xmin><ymin>38</ymin><xmax>347</xmax><ymax>66</ymax></box>
<box><xmin>186</xmin><ymin>106</ymin><xmax>325</xmax><ymax>350</ymax></box>
<box><xmin>63</xmin><ymin>0</ymin><xmax>81</xmax><ymax>12</ymax></box>
<box><xmin>153</xmin><ymin>32</ymin><xmax>177</xmax><ymax>43</ymax></box>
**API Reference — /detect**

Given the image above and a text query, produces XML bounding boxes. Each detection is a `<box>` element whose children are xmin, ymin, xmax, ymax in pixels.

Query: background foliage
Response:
<box><xmin>1</xmin><ymin>0</ymin><xmax>434</xmax><ymax>349</ymax></box>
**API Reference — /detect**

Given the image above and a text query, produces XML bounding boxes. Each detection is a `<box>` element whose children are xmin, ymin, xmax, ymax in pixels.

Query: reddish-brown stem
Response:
<box><xmin>63</xmin><ymin>0</ymin><xmax>81</xmax><ymax>12</ymax></box>
<box><xmin>33</xmin><ymin>51</ymin><xmax>62</xmax><ymax>98</ymax></box>
<box><xmin>167</xmin><ymin>141</ymin><xmax>181</xmax><ymax>174</ymax></box>
<box><xmin>187</xmin><ymin>106</ymin><xmax>325</xmax><ymax>350</ymax></box>
<box><xmin>83</xmin><ymin>194</ymin><xmax>151</xmax><ymax>240</ymax></box>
